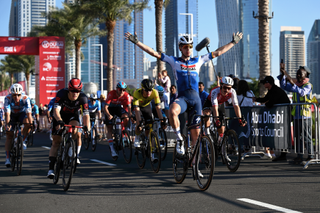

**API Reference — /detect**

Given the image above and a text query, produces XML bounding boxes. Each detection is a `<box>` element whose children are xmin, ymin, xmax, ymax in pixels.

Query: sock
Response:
<box><xmin>77</xmin><ymin>146</ymin><xmax>81</xmax><ymax>157</ymax></box>
<box><xmin>5</xmin><ymin>151</ymin><xmax>10</xmax><ymax>159</ymax></box>
<box><xmin>205</xmin><ymin>128</ymin><xmax>210</xmax><ymax>135</ymax></box>
<box><xmin>108</xmin><ymin>139</ymin><xmax>113</xmax><ymax>146</ymax></box>
<box><xmin>49</xmin><ymin>156</ymin><xmax>56</xmax><ymax>170</ymax></box>
<box><xmin>173</xmin><ymin>127</ymin><xmax>183</xmax><ymax>141</ymax></box>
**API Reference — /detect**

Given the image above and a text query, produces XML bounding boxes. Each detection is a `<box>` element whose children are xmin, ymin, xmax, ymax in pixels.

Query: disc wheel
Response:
<box><xmin>195</xmin><ymin>135</ymin><xmax>215</xmax><ymax>191</ymax></box>
<box><xmin>172</xmin><ymin>135</ymin><xmax>188</xmax><ymax>184</ymax></box>
<box><xmin>149</xmin><ymin>131</ymin><xmax>161</xmax><ymax>173</ymax></box>
<box><xmin>222</xmin><ymin>130</ymin><xmax>241</xmax><ymax>173</ymax></box>
<box><xmin>121</xmin><ymin>130</ymin><xmax>132</xmax><ymax>164</ymax></box>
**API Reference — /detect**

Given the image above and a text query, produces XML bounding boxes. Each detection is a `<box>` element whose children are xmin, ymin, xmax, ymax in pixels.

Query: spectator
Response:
<box><xmin>169</xmin><ymin>85</ymin><xmax>178</xmax><ymax>106</ymax></box>
<box><xmin>237</xmin><ymin>80</ymin><xmax>254</xmax><ymax>107</ymax></box>
<box><xmin>278</xmin><ymin>64</ymin><xmax>314</xmax><ymax>164</ymax></box>
<box><xmin>253</xmin><ymin>76</ymin><xmax>290</xmax><ymax>160</ymax></box>
<box><xmin>158</xmin><ymin>70</ymin><xmax>171</xmax><ymax>102</ymax></box>
<box><xmin>198</xmin><ymin>82</ymin><xmax>209</xmax><ymax>107</ymax></box>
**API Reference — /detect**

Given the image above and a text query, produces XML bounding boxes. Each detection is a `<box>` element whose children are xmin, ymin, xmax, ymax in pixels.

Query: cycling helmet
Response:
<box><xmin>68</xmin><ymin>78</ymin><xmax>83</xmax><ymax>92</ymax></box>
<box><xmin>141</xmin><ymin>79</ymin><xmax>154</xmax><ymax>91</ymax></box>
<box><xmin>90</xmin><ymin>93</ymin><xmax>97</xmax><ymax>99</ymax></box>
<box><xmin>10</xmin><ymin>83</ymin><xmax>23</xmax><ymax>94</ymax></box>
<box><xmin>178</xmin><ymin>36</ymin><xmax>193</xmax><ymax>46</ymax></box>
<box><xmin>116</xmin><ymin>81</ymin><xmax>127</xmax><ymax>89</ymax></box>
<box><xmin>155</xmin><ymin>85</ymin><xmax>164</xmax><ymax>97</ymax></box>
<box><xmin>30</xmin><ymin>98</ymin><xmax>35</xmax><ymax>105</ymax></box>
<box><xmin>221</xmin><ymin>76</ymin><xmax>234</xmax><ymax>86</ymax></box>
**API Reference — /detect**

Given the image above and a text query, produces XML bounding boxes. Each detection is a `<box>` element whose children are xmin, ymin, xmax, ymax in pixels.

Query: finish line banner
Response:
<box><xmin>226</xmin><ymin>105</ymin><xmax>291</xmax><ymax>149</ymax></box>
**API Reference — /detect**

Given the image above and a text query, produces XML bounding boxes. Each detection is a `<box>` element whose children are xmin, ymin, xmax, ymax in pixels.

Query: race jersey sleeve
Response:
<box><xmin>132</xmin><ymin>90</ymin><xmax>140</xmax><ymax>107</ymax></box>
<box><xmin>97</xmin><ymin>100</ymin><xmax>101</xmax><ymax>111</ymax></box>
<box><xmin>4</xmin><ymin>95</ymin><xmax>11</xmax><ymax>113</ymax></box>
<box><xmin>152</xmin><ymin>89</ymin><xmax>161</xmax><ymax>105</ymax></box>
<box><xmin>211</xmin><ymin>87</ymin><xmax>220</xmax><ymax>106</ymax></box>
<box><xmin>79</xmin><ymin>93</ymin><xmax>89</xmax><ymax>115</ymax></box>
<box><xmin>23</xmin><ymin>96</ymin><xmax>32</xmax><ymax>113</ymax></box>
<box><xmin>35</xmin><ymin>105</ymin><xmax>39</xmax><ymax>114</ymax></box>
<box><xmin>198</xmin><ymin>52</ymin><xmax>214</xmax><ymax>66</ymax></box>
<box><xmin>54</xmin><ymin>89</ymin><xmax>65</xmax><ymax>110</ymax></box>
<box><xmin>160</xmin><ymin>53</ymin><xmax>175</xmax><ymax>67</ymax></box>
<box><xmin>105</xmin><ymin>90</ymin><xmax>115</xmax><ymax>105</ymax></box>
<box><xmin>230</xmin><ymin>88</ymin><xmax>239</xmax><ymax>106</ymax></box>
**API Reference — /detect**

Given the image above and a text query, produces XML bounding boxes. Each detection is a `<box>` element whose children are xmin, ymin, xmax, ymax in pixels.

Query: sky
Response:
<box><xmin>1</xmin><ymin>0</ymin><xmax>319</xmax><ymax>79</ymax></box>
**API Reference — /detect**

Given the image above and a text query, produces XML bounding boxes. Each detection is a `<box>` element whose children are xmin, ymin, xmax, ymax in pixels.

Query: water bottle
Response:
<box><xmin>116</xmin><ymin>117</ymin><xmax>121</xmax><ymax>134</ymax></box>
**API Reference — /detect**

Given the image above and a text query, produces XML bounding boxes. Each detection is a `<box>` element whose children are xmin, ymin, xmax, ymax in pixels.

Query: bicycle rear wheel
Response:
<box><xmin>121</xmin><ymin>130</ymin><xmax>132</xmax><ymax>164</ymax></box>
<box><xmin>149</xmin><ymin>131</ymin><xmax>161</xmax><ymax>173</ymax></box>
<box><xmin>62</xmin><ymin>138</ymin><xmax>75</xmax><ymax>191</ymax></box>
<box><xmin>135</xmin><ymin>135</ymin><xmax>146</xmax><ymax>169</ymax></box>
<box><xmin>195</xmin><ymin>135</ymin><xmax>215</xmax><ymax>191</ymax></box>
<box><xmin>172</xmin><ymin>135</ymin><xmax>188</xmax><ymax>184</ymax></box>
<box><xmin>158</xmin><ymin>128</ymin><xmax>168</xmax><ymax>161</ymax></box>
<box><xmin>16</xmin><ymin>136</ymin><xmax>23</xmax><ymax>176</ymax></box>
<box><xmin>82</xmin><ymin>133</ymin><xmax>90</xmax><ymax>150</ymax></box>
<box><xmin>92</xmin><ymin>127</ymin><xmax>98</xmax><ymax>151</ymax></box>
<box><xmin>222</xmin><ymin>129</ymin><xmax>240</xmax><ymax>172</ymax></box>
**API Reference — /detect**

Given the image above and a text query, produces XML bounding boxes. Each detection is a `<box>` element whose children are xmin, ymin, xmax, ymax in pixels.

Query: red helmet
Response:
<box><xmin>68</xmin><ymin>78</ymin><xmax>83</xmax><ymax>92</ymax></box>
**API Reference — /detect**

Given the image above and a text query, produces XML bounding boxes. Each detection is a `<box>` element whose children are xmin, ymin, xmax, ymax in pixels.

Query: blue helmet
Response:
<box><xmin>155</xmin><ymin>85</ymin><xmax>164</xmax><ymax>96</ymax></box>
<box><xmin>30</xmin><ymin>98</ymin><xmax>35</xmax><ymax>105</ymax></box>
<box><xmin>116</xmin><ymin>81</ymin><xmax>127</xmax><ymax>89</ymax></box>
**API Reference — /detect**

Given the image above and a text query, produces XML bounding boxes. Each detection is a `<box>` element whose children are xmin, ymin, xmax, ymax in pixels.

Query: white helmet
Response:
<box><xmin>178</xmin><ymin>36</ymin><xmax>193</xmax><ymax>46</ymax></box>
<box><xmin>10</xmin><ymin>83</ymin><xmax>23</xmax><ymax>94</ymax></box>
<box><xmin>221</xmin><ymin>77</ymin><xmax>234</xmax><ymax>86</ymax></box>
<box><xmin>90</xmin><ymin>93</ymin><xmax>97</xmax><ymax>99</ymax></box>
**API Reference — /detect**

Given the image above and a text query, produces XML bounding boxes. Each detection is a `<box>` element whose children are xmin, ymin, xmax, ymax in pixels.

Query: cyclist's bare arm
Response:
<box><xmin>97</xmin><ymin>110</ymin><xmax>102</xmax><ymax>120</ymax></box>
<box><xmin>212</xmin><ymin>32</ymin><xmax>243</xmax><ymax>58</ymax></box>
<box><xmin>134</xmin><ymin>106</ymin><xmax>141</xmax><ymax>127</ymax></box>
<box><xmin>83</xmin><ymin>114</ymin><xmax>90</xmax><ymax>131</ymax></box>
<box><xmin>104</xmin><ymin>105</ymin><xmax>112</xmax><ymax>120</ymax></box>
<box><xmin>26</xmin><ymin>112</ymin><xmax>33</xmax><ymax>124</ymax></box>
<box><xmin>125</xmin><ymin>32</ymin><xmax>161</xmax><ymax>59</ymax></box>
<box><xmin>5</xmin><ymin>112</ymin><xmax>10</xmax><ymax>126</ymax></box>
<box><xmin>212</xmin><ymin>105</ymin><xmax>219</xmax><ymax>121</ymax></box>
<box><xmin>233</xmin><ymin>105</ymin><xmax>242</xmax><ymax>119</ymax></box>
<box><xmin>53</xmin><ymin>107</ymin><xmax>62</xmax><ymax>122</ymax></box>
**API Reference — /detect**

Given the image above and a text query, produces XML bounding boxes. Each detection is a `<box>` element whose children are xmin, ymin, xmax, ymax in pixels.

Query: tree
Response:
<box><xmin>154</xmin><ymin>0</ymin><xmax>169</xmax><ymax>78</ymax></box>
<box><xmin>83</xmin><ymin>0</ymin><xmax>149</xmax><ymax>92</ymax></box>
<box><xmin>15</xmin><ymin>55</ymin><xmax>35</xmax><ymax>95</ymax></box>
<box><xmin>0</xmin><ymin>55</ymin><xmax>23</xmax><ymax>85</ymax></box>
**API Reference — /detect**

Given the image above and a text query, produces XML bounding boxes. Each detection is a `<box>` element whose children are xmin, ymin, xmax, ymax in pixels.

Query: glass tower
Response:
<box><xmin>307</xmin><ymin>20</ymin><xmax>320</xmax><ymax>94</ymax></box>
<box><xmin>165</xmin><ymin>0</ymin><xmax>198</xmax><ymax>83</ymax></box>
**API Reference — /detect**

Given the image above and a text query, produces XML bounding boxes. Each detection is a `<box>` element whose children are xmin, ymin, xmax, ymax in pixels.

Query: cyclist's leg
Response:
<box><xmin>48</xmin><ymin>117</ymin><xmax>63</xmax><ymax>177</ymax></box>
<box><xmin>22</xmin><ymin>114</ymin><xmax>31</xmax><ymax>143</ymax></box>
<box><xmin>120</xmin><ymin>107</ymin><xmax>129</xmax><ymax>129</ymax></box>
<box><xmin>4</xmin><ymin>114</ymin><xmax>16</xmax><ymax>166</ymax></box>
<box><xmin>169</xmin><ymin>97</ymin><xmax>185</xmax><ymax>142</ymax></box>
<box><xmin>106</xmin><ymin>107</ymin><xmax>120</xmax><ymax>157</ymax></box>
<box><xmin>68</xmin><ymin>118</ymin><xmax>81</xmax><ymax>160</ymax></box>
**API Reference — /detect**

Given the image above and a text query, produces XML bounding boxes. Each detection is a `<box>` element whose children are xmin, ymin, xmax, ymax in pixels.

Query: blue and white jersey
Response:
<box><xmin>4</xmin><ymin>94</ymin><xmax>32</xmax><ymax>114</ymax></box>
<box><xmin>48</xmin><ymin>98</ymin><xmax>56</xmax><ymax>112</ymax></box>
<box><xmin>32</xmin><ymin>104</ymin><xmax>39</xmax><ymax>116</ymax></box>
<box><xmin>88</xmin><ymin>100</ymin><xmax>101</xmax><ymax>113</ymax></box>
<box><xmin>160</xmin><ymin>52</ymin><xmax>213</xmax><ymax>95</ymax></box>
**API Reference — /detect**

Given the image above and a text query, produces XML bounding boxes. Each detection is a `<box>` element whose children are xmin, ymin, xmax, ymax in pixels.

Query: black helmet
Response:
<box><xmin>141</xmin><ymin>79</ymin><xmax>154</xmax><ymax>91</ymax></box>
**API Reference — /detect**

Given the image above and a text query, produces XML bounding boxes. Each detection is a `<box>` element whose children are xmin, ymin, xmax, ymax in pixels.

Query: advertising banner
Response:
<box><xmin>0</xmin><ymin>37</ymin><xmax>39</xmax><ymax>55</ymax></box>
<box><xmin>226</xmin><ymin>105</ymin><xmax>291</xmax><ymax>149</ymax></box>
<box><xmin>39</xmin><ymin>37</ymin><xmax>65</xmax><ymax>105</ymax></box>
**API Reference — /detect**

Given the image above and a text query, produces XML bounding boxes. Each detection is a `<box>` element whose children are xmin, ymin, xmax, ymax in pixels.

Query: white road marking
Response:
<box><xmin>90</xmin><ymin>159</ymin><xmax>117</xmax><ymax>167</ymax></box>
<box><xmin>237</xmin><ymin>198</ymin><xmax>302</xmax><ymax>213</ymax></box>
<box><xmin>42</xmin><ymin>146</ymin><xmax>51</xmax><ymax>149</ymax></box>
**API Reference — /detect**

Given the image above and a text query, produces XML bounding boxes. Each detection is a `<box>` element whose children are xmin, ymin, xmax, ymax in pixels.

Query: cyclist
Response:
<box><xmin>0</xmin><ymin>106</ymin><xmax>4</xmax><ymax>133</ymax></box>
<box><xmin>105</xmin><ymin>81</ymin><xmax>132</xmax><ymax>159</ymax></box>
<box><xmin>30</xmin><ymin>98</ymin><xmax>39</xmax><ymax>133</ymax></box>
<box><xmin>203</xmin><ymin>76</ymin><xmax>246</xmax><ymax>144</ymax></box>
<box><xmin>132</xmin><ymin>79</ymin><xmax>166</xmax><ymax>162</ymax></box>
<box><xmin>47</xmin><ymin>78</ymin><xmax>90</xmax><ymax>179</ymax></box>
<box><xmin>125</xmin><ymin>31</ymin><xmax>243</xmax><ymax>155</ymax></box>
<box><xmin>47</xmin><ymin>97</ymin><xmax>56</xmax><ymax>141</ymax></box>
<box><xmin>4</xmin><ymin>83</ymin><xmax>33</xmax><ymax>167</ymax></box>
<box><xmin>152</xmin><ymin>85</ymin><xmax>169</xmax><ymax>118</ymax></box>
<box><xmin>88</xmin><ymin>93</ymin><xmax>102</xmax><ymax>148</ymax></box>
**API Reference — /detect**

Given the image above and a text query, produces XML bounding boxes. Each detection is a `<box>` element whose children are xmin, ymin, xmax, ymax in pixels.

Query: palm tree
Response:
<box><xmin>258</xmin><ymin>0</ymin><xmax>271</xmax><ymax>96</ymax></box>
<box><xmin>154</xmin><ymin>0</ymin><xmax>170</xmax><ymax>78</ymax></box>
<box><xmin>15</xmin><ymin>55</ymin><xmax>35</xmax><ymax>95</ymax></box>
<box><xmin>0</xmin><ymin>55</ymin><xmax>22</xmax><ymax>85</ymax></box>
<box><xmin>83</xmin><ymin>0</ymin><xmax>149</xmax><ymax>92</ymax></box>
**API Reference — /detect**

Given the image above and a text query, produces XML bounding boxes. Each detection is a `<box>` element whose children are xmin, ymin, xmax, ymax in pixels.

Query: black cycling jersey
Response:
<box><xmin>54</xmin><ymin>88</ymin><xmax>89</xmax><ymax>116</ymax></box>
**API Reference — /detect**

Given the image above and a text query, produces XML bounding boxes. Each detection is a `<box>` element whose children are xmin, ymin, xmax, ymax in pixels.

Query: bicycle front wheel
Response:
<box><xmin>10</xmin><ymin>140</ymin><xmax>16</xmax><ymax>172</ymax></box>
<box><xmin>222</xmin><ymin>130</ymin><xmax>241</xmax><ymax>173</ymax></box>
<box><xmin>135</xmin><ymin>135</ymin><xmax>146</xmax><ymax>169</ymax></box>
<box><xmin>62</xmin><ymin>138</ymin><xmax>75</xmax><ymax>191</ymax></box>
<box><xmin>53</xmin><ymin>152</ymin><xmax>62</xmax><ymax>185</ymax></box>
<box><xmin>121</xmin><ymin>129</ymin><xmax>132</xmax><ymax>164</ymax></box>
<box><xmin>82</xmin><ymin>133</ymin><xmax>90</xmax><ymax>150</ymax></box>
<box><xmin>195</xmin><ymin>135</ymin><xmax>215</xmax><ymax>191</ymax></box>
<box><xmin>16</xmin><ymin>136</ymin><xmax>24</xmax><ymax>176</ymax></box>
<box><xmin>149</xmin><ymin>131</ymin><xmax>161</xmax><ymax>173</ymax></box>
<box><xmin>158</xmin><ymin>128</ymin><xmax>168</xmax><ymax>161</ymax></box>
<box><xmin>172</xmin><ymin>135</ymin><xmax>188</xmax><ymax>184</ymax></box>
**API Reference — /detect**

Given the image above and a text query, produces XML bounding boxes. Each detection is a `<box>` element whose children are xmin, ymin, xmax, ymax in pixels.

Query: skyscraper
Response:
<box><xmin>307</xmin><ymin>20</ymin><xmax>320</xmax><ymax>94</ymax></box>
<box><xmin>165</xmin><ymin>0</ymin><xmax>198</xmax><ymax>83</ymax></box>
<box><xmin>215</xmin><ymin>0</ymin><xmax>240</xmax><ymax>78</ymax></box>
<box><xmin>280</xmin><ymin>26</ymin><xmax>305</xmax><ymax>77</ymax></box>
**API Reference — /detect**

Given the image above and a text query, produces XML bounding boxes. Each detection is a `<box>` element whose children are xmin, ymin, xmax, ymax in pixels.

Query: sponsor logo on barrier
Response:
<box><xmin>46</xmin><ymin>77</ymin><xmax>64</xmax><ymax>81</ymax></box>
<box><xmin>42</xmin><ymin>40</ymin><xmax>64</xmax><ymax>49</ymax></box>
<box><xmin>46</xmin><ymin>90</ymin><xmax>59</xmax><ymax>93</ymax></box>
<box><xmin>46</xmin><ymin>84</ymin><xmax>59</xmax><ymax>87</ymax></box>
<box><xmin>44</xmin><ymin>55</ymin><xmax>61</xmax><ymax>61</ymax></box>
<box><xmin>41</xmin><ymin>76</ymin><xmax>46</xmax><ymax>81</ymax></box>
<box><xmin>43</xmin><ymin>62</ymin><xmax>52</xmax><ymax>71</ymax></box>
<box><xmin>53</xmin><ymin>67</ymin><xmax>61</xmax><ymax>72</ymax></box>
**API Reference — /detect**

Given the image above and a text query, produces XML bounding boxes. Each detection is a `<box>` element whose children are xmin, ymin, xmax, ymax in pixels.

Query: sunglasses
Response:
<box><xmin>222</xmin><ymin>86</ymin><xmax>232</xmax><ymax>91</ymax></box>
<box><xmin>12</xmin><ymin>94</ymin><xmax>21</xmax><ymax>97</ymax></box>
<box><xmin>118</xmin><ymin>88</ymin><xmax>126</xmax><ymax>92</ymax></box>
<box><xmin>143</xmin><ymin>89</ymin><xmax>152</xmax><ymax>92</ymax></box>
<box><xmin>182</xmin><ymin>45</ymin><xmax>193</xmax><ymax>49</ymax></box>
<box><xmin>69</xmin><ymin>90</ymin><xmax>80</xmax><ymax>93</ymax></box>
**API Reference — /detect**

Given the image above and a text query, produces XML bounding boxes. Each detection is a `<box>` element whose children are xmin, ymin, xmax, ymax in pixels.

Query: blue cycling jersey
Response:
<box><xmin>48</xmin><ymin>98</ymin><xmax>56</xmax><ymax>112</ymax></box>
<box><xmin>88</xmin><ymin>100</ymin><xmax>101</xmax><ymax>113</ymax></box>
<box><xmin>4</xmin><ymin>94</ymin><xmax>32</xmax><ymax>114</ymax></box>
<box><xmin>160</xmin><ymin>52</ymin><xmax>213</xmax><ymax>95</ymax></box>
<box><xmin>32</xmin><ymin>104</ymin><xmax>39</xmax><ymax>116</ymax></box>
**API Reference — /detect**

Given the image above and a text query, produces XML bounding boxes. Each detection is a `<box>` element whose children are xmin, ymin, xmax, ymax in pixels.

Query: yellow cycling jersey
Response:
<box><xmin>133</xmin><ymin>88</ymin><xmax>161</xmax><ymax>108</ymax></box>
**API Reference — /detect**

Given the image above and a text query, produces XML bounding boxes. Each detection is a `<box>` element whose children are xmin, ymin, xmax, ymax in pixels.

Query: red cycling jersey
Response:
<box><xmin>106</xmin><ymin>90</ymin><xmax>131</xmax><ymax>111</ymax></box>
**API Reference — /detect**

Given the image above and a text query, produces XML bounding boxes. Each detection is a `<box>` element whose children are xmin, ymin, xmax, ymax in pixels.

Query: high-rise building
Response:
<box><xmin>215</xmin><ymin>0</ymin><xmax>240</xmax><ymax>78</ymax></box>
<box><xmin>165</xmin><ymin>0</ymin><xmax>198</xmax><ymax>84</ymax></box>
<box><xmin>280</xmin><ymin>26</ymin><xmax>305</xmax><ymax>77</ymax></box>
<box><xmin>9</xmin><ymin>0</ymin><xmax>55</xmax><ymax>85</ymax></box>
<box><xmin>307</xmin><ymin>20</ymin><xmax>320</xmax><ymax>94</ymax></box>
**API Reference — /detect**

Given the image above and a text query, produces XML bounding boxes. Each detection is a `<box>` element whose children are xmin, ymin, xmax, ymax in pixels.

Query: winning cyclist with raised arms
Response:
<box><xmin>125</xmin><ymin>31</ymin><xmax>243</xmax><ymax>155</ymax></box>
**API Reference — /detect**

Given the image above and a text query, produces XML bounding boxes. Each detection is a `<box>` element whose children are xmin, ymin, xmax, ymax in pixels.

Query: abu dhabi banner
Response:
<box><xmin>38</xmin><ymin>37</ymin><xmax>65</xmax><ymax>105</ymax></box>
<box><xmin>226</xmin><ymin>105</ymin><xmax>291</xmax><ymax>149</ymax></box>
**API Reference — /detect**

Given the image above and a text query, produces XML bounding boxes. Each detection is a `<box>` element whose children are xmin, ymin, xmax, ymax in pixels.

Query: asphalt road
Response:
<box><xmin>1</xmin><ymin>132</ymin><xmax>320</xmax><ymax>213</ymax></box>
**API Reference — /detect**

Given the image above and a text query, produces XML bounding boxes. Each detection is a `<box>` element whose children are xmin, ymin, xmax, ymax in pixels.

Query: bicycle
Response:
<box><xmin>26</xmin><ymin>122</ymin><xmax>35</xmax><ymax>147</ymax></box>
<box><xmin>209</xmin><ymin>114</ymin><xmax>241</xmax><ymax>173</ymax></box>
<box><xmin>9</xmin><ymin>122</ymin><xmax>24</xmax><ymax>176</ymax></box>
<box><xmin>153</xmin><ymin>118</ymin><xmax>168</xmax><ymax>161</ymax></box>
<box><xmin>83</xmin><ymin>113</ymin><xmax>100</xmax><ymax>151</ymax></box>
<box><xmin>53</xmin><ymin>124</ymin><xmax>84</xmax><ymax>191</ymax></box>
<box><xmin>172</xmin><ymin>114</ymin><xmax>215</xmax><ymax>191</ymax></box>
<box><xmin>135</xmin><ymin>118</ymin><xmax>161</xmax><ymax>173</ymax></box>
<box><xmin>110</xmin><ymin>115</ymin><xmax>132</xmax><ymax>163</ymax></box>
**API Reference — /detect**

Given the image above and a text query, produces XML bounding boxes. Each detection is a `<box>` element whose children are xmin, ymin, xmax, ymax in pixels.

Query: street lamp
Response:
<box><xmin>179</xmin><ymin>13</ymin><xmax>194</xmax><ymax>57</ymax></box>
<box><xmin>92</xmin><ymin>44</ymin><xmax>103</xmax><ymax>94</ymax></box>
